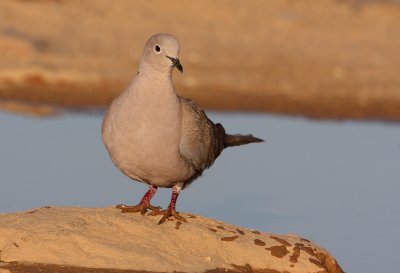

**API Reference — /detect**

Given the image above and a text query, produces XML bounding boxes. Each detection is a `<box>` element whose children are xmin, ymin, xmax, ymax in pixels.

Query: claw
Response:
<box><xmin>158</xmin><ymin>207</ymin><xmax>187</xmax><ymax>225</ymax></box>
<box><xmin>116</xmin><ymin>185</ymin><xmax>160</xmax><ymax>216</ymax></box>
<box><xmin>147</xmin><ymin>206</ymin><xmax>161</xmax><ymax>216</ymax></box>
<box><xmin>116</xmin><ymin>203</ymin><xmax>161</xmax><ymax>215</ymax></box>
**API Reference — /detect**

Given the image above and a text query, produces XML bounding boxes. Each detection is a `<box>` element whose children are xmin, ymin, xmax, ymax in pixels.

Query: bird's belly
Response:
<box><xmin>103</xmin><ymin>121</ymin><xmax>192</xmax><ymax>187</ymax></box>
<box><xmin>113</xmin><ymin>146</ymin><xmax>192</xmax><ymax>187</ymax></box>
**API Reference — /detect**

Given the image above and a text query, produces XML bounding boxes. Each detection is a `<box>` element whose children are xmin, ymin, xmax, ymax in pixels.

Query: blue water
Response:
<box><xmin>1</xmin><ymin>111</ymin><xmax>399</xmax><ymax>273</ymax></box>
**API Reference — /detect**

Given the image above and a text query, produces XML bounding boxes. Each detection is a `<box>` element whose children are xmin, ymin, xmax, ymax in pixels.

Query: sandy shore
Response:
<box><xmin>1</xmin><ymin>0</ymin><xmax>400</xmax><ymax>120</ymax></box>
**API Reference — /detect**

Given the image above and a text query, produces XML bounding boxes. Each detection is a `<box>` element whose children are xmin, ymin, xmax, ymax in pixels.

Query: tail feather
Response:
<box><xmin>225</xmin><ymin>134</ymin><xmax>264</xmax><ymax>147</ymax></box>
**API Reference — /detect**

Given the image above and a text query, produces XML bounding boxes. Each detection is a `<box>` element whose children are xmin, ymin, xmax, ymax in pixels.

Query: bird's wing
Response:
<box><xmin>178</xmin><ymin>96</ymin><xmax>225</xmax><ymax>172</ymax></box>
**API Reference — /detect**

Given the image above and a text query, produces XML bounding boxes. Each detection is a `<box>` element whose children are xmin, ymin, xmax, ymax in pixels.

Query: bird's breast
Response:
<box><xmin>102</xmin><ymin>84</ymin><xmax>192</xmax><ymax>184</ymax></box>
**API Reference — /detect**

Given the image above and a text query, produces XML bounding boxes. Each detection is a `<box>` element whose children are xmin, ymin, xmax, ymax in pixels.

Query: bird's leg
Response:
<box><xmin>158</xmin><ymin>184</ymin><xmax>187</xmax><ymax>224</ymax></box>
<box><xmin>116</xmin><ymin>185</ymin><xmax>161</xmax><ymax>215</ymax></box>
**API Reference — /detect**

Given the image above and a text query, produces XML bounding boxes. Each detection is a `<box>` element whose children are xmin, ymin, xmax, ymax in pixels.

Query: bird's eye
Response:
<box><xmin>154</xmin><ymin>44</ymin><xmax>161</xmax><ymax>53</ymax></box>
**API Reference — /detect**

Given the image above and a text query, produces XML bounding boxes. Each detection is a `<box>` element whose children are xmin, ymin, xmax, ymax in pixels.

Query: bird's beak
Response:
<box><xmin>167</xmin><ymin>56</ymin><xmax>183</xmax><ymax>73</ymax></box>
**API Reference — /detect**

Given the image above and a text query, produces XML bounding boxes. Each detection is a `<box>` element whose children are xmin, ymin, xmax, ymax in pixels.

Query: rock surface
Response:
<box><xmin>0</xmin><ymin>0</ymin><xmax>400</xmax><ymax>120</ymax></box>
<box><xmin>0</xmin><ymin>207</ymin><xmax>344</xmax><ymax>273</ymax></box>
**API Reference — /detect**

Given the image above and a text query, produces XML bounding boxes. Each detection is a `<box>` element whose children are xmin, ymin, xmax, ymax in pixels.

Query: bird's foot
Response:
<box><xmin>116</xmin><ymin>203</ymin><xmax>161</xmax><ymax>216</ymax></box>
<box><xmin>157</xmin><ymin>207</ymin><xmax>187</xmax><ymax>225</ymax></box>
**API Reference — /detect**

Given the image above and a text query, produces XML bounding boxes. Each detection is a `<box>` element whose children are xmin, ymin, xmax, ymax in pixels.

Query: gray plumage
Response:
<box><xmin>102</xmin><ymin>33</ymin><xmax>263</xmax><ymax>192</ymax></box>
<box><xmin>178</xmin><ymin>96</ymin><xmax>262</xmax><ymax>187</ymax></box>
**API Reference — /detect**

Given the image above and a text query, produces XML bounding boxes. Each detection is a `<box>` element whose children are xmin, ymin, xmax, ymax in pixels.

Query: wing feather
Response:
<box><xmin>178</xmin><ymin>97</ymin><xmax>225</xmax><ymax>172</ymax></box>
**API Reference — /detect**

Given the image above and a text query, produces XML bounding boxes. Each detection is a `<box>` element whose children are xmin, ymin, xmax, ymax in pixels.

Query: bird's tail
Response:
<box><xmin>225</xmin><ymin>134</ymin><xmax>264</xmax><ymax>147</ymax></box>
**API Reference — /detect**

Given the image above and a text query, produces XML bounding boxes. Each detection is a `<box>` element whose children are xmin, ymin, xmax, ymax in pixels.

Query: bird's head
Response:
<box><xmin>139</xmin><ymin>33</ymin><xmax>183</xmax><ymax>74</ymax></box>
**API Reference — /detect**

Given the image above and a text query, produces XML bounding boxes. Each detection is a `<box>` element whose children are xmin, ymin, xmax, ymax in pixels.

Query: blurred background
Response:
<box><xmin>1</xmin><ymin>1</ymin><xmax>400</xmax><ymax>273</ymax></box>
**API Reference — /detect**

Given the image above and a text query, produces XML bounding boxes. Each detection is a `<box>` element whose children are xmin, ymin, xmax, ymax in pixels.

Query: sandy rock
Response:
<box><xmin>0</xmin><ymin>207</ymin><xmax>344</xmax><ymax>273</ymax></box>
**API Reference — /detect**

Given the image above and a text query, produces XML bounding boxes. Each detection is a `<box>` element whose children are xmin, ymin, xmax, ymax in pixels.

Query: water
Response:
<box><xmin>1</xmin><ymin>111</ymin><xmax>399</xmax><ymax>273</ymax></box>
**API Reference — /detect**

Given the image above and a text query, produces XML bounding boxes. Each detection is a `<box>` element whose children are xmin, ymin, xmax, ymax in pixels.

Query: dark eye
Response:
<box><xmin>155</xmin><ymin>45</ymin><xmax>161</xmax><ymax>52</ymax></box>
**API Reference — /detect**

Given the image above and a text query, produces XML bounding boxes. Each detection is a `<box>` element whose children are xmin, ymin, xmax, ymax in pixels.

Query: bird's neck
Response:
<box><xmin>125</xmin><ymin>70</ymin><xmax>177</xmax><ymax>104</ymax></box>
<box><xmin>138</xmin><ymin>62</ymin><xmax>174</xmax><ymax>77</ymax></box>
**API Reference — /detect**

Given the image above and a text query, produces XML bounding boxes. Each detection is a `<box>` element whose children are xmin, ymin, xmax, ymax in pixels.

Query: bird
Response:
<box><xmin>102</xmin><ymin>33</ymin><xmax>263</xmax><ymax>224</ymax></box>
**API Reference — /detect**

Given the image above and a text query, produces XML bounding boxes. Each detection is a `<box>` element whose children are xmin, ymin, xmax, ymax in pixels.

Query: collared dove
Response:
<box><xmin>102</xmin><ymin>33</ymin><xmax>263</xmax><ymax>224</ymax></box>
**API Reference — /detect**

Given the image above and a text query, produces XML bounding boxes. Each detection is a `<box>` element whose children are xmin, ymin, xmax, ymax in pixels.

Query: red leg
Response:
<box><xmin>116</xmin><ymin>185</ymin><xmax>161</xmax><ymax>215</ymax></box>
<box><xmin>168</xmin><ymin>186</ymin><xmax>180</xmax><ymax>210</ymax></box>
<box><xmin>139</xmin><ymin>185</ymin><xmax>157</xmax><ymax>206</ymax></box>
<box><xmin>158</xmin><ymin>185</ymin><xmax>187</xmax><ymax>224</ymax></box>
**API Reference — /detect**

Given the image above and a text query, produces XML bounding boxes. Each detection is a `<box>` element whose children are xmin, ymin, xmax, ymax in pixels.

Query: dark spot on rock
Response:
<box><xmin>309</xmin><ymin>258</ymin><xmax>325</xmax><ymax>268</ymax></box>
<box><xmin>295</xmin><ymin>242</ymin><xmax>304</xmax><ymax>247</ymax></box>
<box><xmin>175</xmin><ymin>221</ymin><xmax>182</xmax><ymax>230</ymax></box>
<box><xmin>270</xmin><ymin>236</ymin><xmax>292</xmax><ymax>246</ymax></box>
<box><xmin>290</xmin><ymin>246</ymin><xmax>300</xmax><ymax>263</ymax></box>
<box><xmin>313</xmin><ymin>251</ymin><xmax>345</xmax><ymax>273</ymax></box>
<box><xmin>229</xmin><ymin>264</ymin><xmax>284</xmax><ymax>273</ymax></box>
<box><xmin>265</xmin><ymin>245</ymin><xmax>289</xmax><ymax>258</ymax></box>
<box><xmin>290</xmin><ymin>264</ymin><xmax>294</xmax><ymax>267</ymax></box>
<box><xmin>254</xmin><ymin>239</ymin><xmax>266</xmax><ymax>246</ymax></box>
<box><xmin>236</xmin><ymin>229</ymin><xmax>245</xmax><ymax>235</ymax></box>
<box><xmin>302</xmin><ymin>246</ymin><xmax>315</xmax><ymax>256</ymax></box>
<box><xmin>301</xmin><ymin>237</ymin><xmax>311</xmax><ymax>242</ymax></box>
<box><xmin>13</xmin><ymin>242</ymin><xmax>19</xmax><ymax>248</ymax></box>
<box><xmin>230</xmin><ymin>263</ymin><xmax>252</xmax><ymax>272</ymax></box>
<box><xmin>167</xmin><ymin>218</ymin><xmax>174</xmax><ymax>221</ymax></box>
<box><xmin>208</xmin><ymin>228</ymin><xmax>217</xmax><ymax>233</ymax></box>
<box><xmin>251</xmin><ymin>230</ymin><xmax>261</xmax><ymax>234</ymax></box>
<box><xmin>221</xmin><ymin>235</ymin><xmax>239</xmax><ymax>242</ymax></box>
<box><xmin>214</xmin><ymin>225</ymin><xmax>235</xmax><ymax>233</ymax></box>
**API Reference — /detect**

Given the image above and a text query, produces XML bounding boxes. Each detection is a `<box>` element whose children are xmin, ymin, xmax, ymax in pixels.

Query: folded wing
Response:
<box><xmin>178</xmin><ymin>97</ymin><xmax>226</xmax><ymax>173</ymax></box>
